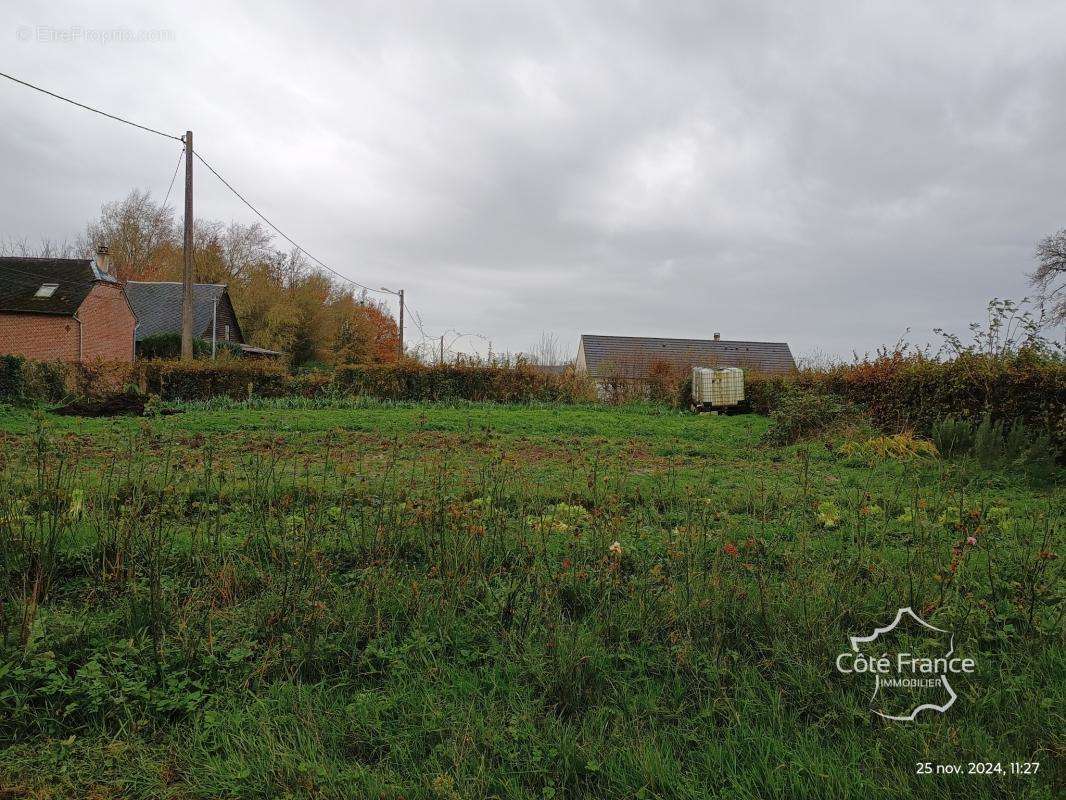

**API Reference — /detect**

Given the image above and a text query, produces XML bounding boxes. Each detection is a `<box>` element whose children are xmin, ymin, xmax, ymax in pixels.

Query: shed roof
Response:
<box><xmin>0</xmin><ymin>257</ymin><xmax>117</xmax><ymax>315</ymax></box>
<box><xmin>124</xmin><ymin>281</ymin><xmax>242</xmax><ymax>342</ymax></box>
<box><xmin>579</xmin><ymin>334</ymin><xmax>797</xmax><ymax>376</ymax></box>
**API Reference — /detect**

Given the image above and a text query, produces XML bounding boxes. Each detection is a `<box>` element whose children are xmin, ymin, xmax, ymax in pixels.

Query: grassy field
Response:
<box><xmin>0</xmin><ymin>401</ymin><xmax>1061</xmax><ymax>798</ymax></box>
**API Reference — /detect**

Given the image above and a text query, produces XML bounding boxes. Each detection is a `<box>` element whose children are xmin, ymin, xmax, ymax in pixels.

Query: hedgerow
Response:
<box><xmin>0</xmin><ymin>355</ymin><xmax>24</xmax><ymax>400</ymax></box>
<box><xmin>333</xmin><ymin>362</ymin><xmax>595</xmax><ymax>403</ymax></box>
<box><xmin>748</xmin><ymin>351</ymin><xmax>1065</xmax><ymax>452</ymax></box>
<box><xmin>137</xmin><ymin>359</ymin><xmax>291</xmax><ymax>400</ymax></box>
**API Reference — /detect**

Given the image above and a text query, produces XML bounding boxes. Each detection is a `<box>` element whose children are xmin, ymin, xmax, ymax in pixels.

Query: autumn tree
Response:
<box><xmin>331</xmin><ymin>292</ymin><xmax>401</xmax><ymax>363</ymax></box>
<box><xmin>83</xmin><ymin>189</ymin><xmax>176</xmax><ymax>280</ymax></box>
<box><xmin>77</xmin><ymin>190</ymin><xmax>401</xmax><ymax>365</ymax></box>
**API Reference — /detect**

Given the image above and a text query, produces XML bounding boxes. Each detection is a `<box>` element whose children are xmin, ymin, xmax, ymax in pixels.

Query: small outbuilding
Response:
<box><xmin>123</xmin><ymin>281</ymin><xmax>281</xmax><ymax>358</ymax></box>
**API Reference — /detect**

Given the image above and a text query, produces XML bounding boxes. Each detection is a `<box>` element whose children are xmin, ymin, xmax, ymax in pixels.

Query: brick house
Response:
<box><xmin>0</xmin><ymin>249</ymin><xmax>137</xmax><ymax>363</ymax></box>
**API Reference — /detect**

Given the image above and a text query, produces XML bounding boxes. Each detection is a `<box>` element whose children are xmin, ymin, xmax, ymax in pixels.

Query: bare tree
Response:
<box><xmin>531</xmin><ymin>331</ymin><xmax>565</xmax><ymax>365</ymax></box>
<box><xmin>796</xmin><ymin>349</ymin><xmax>839</xmax><ymax>371</ymax></box>
<box><xmin>1031</xmin><ymin>229</ymin><xmax>1066</xmax><ymax>326</ymax></box>
<box><xmin>0</xmin><ymin>236</ymin><xmax>79</xmax><ymax>258</ymax></box>
<box><xmin>83</xmin><ymin>188</ymin><xmax>177</xmax><ymax>280</ymax></box>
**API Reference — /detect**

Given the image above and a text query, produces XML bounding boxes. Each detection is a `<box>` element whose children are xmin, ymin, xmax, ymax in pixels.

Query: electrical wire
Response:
<box><xmin>0</xmin><ymin>70</ymin><xmax>182</xmax><ymax>141</ymax></box>
<box><xmin>159</xmin><ymin>146</ymin><xmax>184</xmax><ymax>212</ymax></box>
<box><xmin>192</xmin><ymin>150</ymin><xmax>391</xmax><ymax>297</ymax></box>
<box><xmin>0</xmin><ymin>71</ymin><xmax>435</xmax><ymax>342</ymax></box>
<box><xmin>144</xmin><ymin>145</ymin><xmax>185</xmax><ymax>258</ymax></box>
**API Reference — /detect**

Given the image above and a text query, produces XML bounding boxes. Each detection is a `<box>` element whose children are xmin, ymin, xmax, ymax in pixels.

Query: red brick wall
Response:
<box><xmin>0</xmin><ymin>282</ymin><xmax>135</xmax><ymax>363</ymax></box>
<box><xmin>79</xmin><ymin>283</ymin><xmax>135</xmax><ymax>363</ymax></box>
<box><xmin>0</xmin><ymin>312</ymin><xmax>79</xmax><ymax>361</ymax></box>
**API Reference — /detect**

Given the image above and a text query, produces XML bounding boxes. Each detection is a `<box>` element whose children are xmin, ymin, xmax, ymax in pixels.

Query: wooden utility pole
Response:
<box><xmin>181</xmin><ymin>130</ymin><xmax>195</xmax><ymax>360</ymax></box>
<box><xmin>397</xmin><ymin>288</ymin><xmax>404</xmax><ymax>360</ymax></box>
<box><xmin>440</xmin><ymin>335</ymin><xmax>444</xmax><ymax>364</ymax></box>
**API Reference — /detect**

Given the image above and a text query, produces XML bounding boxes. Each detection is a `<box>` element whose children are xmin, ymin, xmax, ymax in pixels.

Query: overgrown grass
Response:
<box><xmin>0</xmin><ymin>405</ymin><xmax>1061</xmax><ymax>799</ymax></box>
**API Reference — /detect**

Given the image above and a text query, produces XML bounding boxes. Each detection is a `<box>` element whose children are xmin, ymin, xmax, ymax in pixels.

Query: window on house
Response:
<box><xmin>35</xmin><ymin>284</ymin><xmax>58</xmax><ymax>298</ymax></box>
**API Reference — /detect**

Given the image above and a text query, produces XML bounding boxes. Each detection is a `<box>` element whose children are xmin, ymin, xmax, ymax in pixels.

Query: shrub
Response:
<box><xmin>932</xmin><ymin>412</ymin><xmax>1059</xmax><ymax>481</ymax></box>
<box><xmin>0</xmin><ymin>355</ymin><xmax>25</xmax><ymax>400</ymax></box>
<box><xmin>138</xmin><ymin>360</ymin><xmax>291</xmax><ymax>401</ymax></box>
<box><xmin>751</xmin><ymin>351</ymin><xmax>1065</xmax><ymax>456</ymax></box>
<box><xmin>71</xmin><ymin>361</ymin><xmax>136</xmax><ymax>400</ymax></box>
<box><xmin>22</xmin><ymin>361</ymin><xmax>70</xmax><ymax>403</ymax></box>
<box><xmin>762</xmin><ymin>389</ymin><xmax>853</xmax><ymax>445</ymax></box>
<box><xmin>744</xmin><ymin>374</ymin><xmax>793</xmax><ymax>415</ymax></box>
<box><xmin>840</xmin><ymin>433</ymin><xmax>939</xmax><ymax>462</ymax></box>
<box><xmin>645</xmin><ymin>360</ymin><xmax>686</xmax><ymax>406</ymax></box>
<box><xmin>931</xmin><ymin>417</ymin><xmax>975</xmax><ymax>458</ymax></box>
<box><xmin>137</xmin><ymin>333</ymin><xmax>243</xmax><ymax>360</ymax></box>
<box><xmin>138</xmin><ymin>333</ymin><xmax>208</xmax><ymax>360</ymax></box>
<box><xmin>333</xmin><ymin>362</ymin><xmax>594</xmax><ymax>404</ymax></box>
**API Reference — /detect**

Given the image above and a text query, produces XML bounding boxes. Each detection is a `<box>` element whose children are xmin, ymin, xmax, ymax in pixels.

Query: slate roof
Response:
<box><xmin>579</xmin><ymin>334</ymin><xmax>797</xmax><ymax>377</ymax></box>
<box><xmin>0</xmin><ymin>257</ymin><xmax>117</xmax><ymax>315</ymax></box>
<box><xmin>124</xmin><ymin>281</ymin><xmax>241</xmax><ymax>341</ymax></box>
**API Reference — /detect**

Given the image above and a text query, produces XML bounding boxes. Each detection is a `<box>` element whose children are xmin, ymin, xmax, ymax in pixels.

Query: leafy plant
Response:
<box><xmin>816</xmin><ymin>500</ymin><xmax>842</xmax><ymax>528</ymax></box>
<box><xmin>931</xmin><ymin>417</ymin><xmax>975</xmax><ymax>458</ymax></box>
<box><xmin>0</xmin><ymin>355</ymin><xmax>25</xmax><ymax>400</ymax></box>
<box><xmin>840</xmin><ymin>433</ymin><xmax>939</xmax><ymax>461</ymax></box>
<box><xmin>762</xmin><ymin>389</ymin><xmax>853</xmax><ymax>445</ymax></box>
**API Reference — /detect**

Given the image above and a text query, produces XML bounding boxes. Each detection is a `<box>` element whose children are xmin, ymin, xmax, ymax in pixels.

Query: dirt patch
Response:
<box><xmin>51</xmin><ymin>393</ymin><xmax>179</xmax><ymax>418</ymax></box>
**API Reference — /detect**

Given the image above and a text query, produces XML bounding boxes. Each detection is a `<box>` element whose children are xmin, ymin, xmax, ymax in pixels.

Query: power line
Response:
<box><xmin>144</xmin><ymin>145</ymin><xmax>185</xmax><ymax>257</ymax></box>
<box><xmin>0</xmin><ymin>70</ymin><xmax>182</xmax><ymax>142</ymax></box>
<box><xmin>160</xmin><ymin>147</ymin><xmax>184</xmax><ymax>211</ymax></box>
<box><xmin>192</xmin><ymin>150</ymin><xmax>390</xmax><ymax>297</ymax></box>
<box><xmin>0</xmin><ymin>70</ymin><xmax>429</xmax><ymax>343</ymax></box>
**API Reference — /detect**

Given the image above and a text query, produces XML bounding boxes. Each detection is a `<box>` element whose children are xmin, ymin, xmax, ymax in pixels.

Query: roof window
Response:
<box><xmin>35</xmin><ymin>284</ymin><xmax>58</xmax><ymax>298</ymax></box>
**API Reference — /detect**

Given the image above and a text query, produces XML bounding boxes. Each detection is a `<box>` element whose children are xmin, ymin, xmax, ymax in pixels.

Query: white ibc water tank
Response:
<box><xmin>692</xmin><ymin>367</ymin><xmax>745</xmax><ymax>407</ymax></box>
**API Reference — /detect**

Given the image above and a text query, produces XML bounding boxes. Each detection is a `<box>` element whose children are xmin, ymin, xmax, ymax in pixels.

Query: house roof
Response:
<box><xmin>579</xmin><ymin>334</ymin><xmax>797</xmax><ymax>376</ymax></box>
<box><xmin>124</xmin><ymin>281</ymin><xmax>242</xmax><ymax>341</ymax></box>
<box><xmin>0</xmin><ymin>257</ymin><xmax>117</xmax><ymax>315</ymax></box>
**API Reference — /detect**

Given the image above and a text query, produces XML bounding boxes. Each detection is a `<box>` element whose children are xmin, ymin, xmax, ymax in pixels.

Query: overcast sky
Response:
<box><xmin>4</xmin><ymin>1</ymin><xmax>1065</xmax><ymax>360</ymax></box>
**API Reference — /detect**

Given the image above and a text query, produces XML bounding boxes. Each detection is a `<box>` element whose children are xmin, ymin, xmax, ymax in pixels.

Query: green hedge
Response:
<box><xmin>0</xmin><ymin>356</ymin><xmax>70</xmax><ymax>403</ymax></box>
<box><xmin>136</xmin><ymin>333</ymin><xmax>243</xmax><ymax>360</ymax></box>
<box><xmin>333</xmin><ymin>363</ymin><xmax>593</xmax><ymax>403</ymax></box>
<box><xmin>136</xmin><ymin>360</ymin><xmax>594</xmax><ymax>404</ymax></box>
<box><xmin>747</xmin><ymin>351</ymin><xmax>1066</xmax><ymax>451</ymax></box>
<box><xmin>0</xmin><ymin>355</ymin><xmax>24</xmax><ymax>400</ymax></box>
<box><xmin>138</xmin><ymin>360</ymin><xmax>291</xmax><ymax>400</ymax></box>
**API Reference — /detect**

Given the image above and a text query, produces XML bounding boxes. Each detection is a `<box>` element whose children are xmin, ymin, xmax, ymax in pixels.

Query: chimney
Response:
<box><xmin>713</xmin><ymin>332</ymin><xmax>721</xmax><ymax>341</ymax></box>
<box><xmin>95</xmin><ymin>245</ymin><xmax>113</xmax><ymax>278</ymax></box>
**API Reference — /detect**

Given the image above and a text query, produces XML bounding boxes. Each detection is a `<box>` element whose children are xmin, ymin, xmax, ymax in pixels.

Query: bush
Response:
<box><xmin>0</xmin><ymin>355</ymin><xmax>25</xmax><ymax>400</ymax></box>
<box><xmin>138</xmin><ymin>333</ymin><xmax>206</xmax><ymax>360</ymax></box>
<box><xmin>931</xmin><ymin>417</ymin><xmax>975</xmax><ymax>458</ymax></box>
<box><xmin>930</xmin><ymin>412</ymin><xmax>1058</xmax><ymax>481</ymax></box>
<box><xmin>762</xmin><ymin>389</ymin><xmax>854</xmax><ymax>445</ymax></box>
<box><xmin>751</xmin><ymin>351</ymin><xmax>1065</xmax><ymax>456</ymax></box>
<box><xmin>137</xmin><ymin>333</ymin><xmax>243</xmax><ymax>360</ymax></box>
<box><xmin>138</xmin><ymin>360</ymin><xmax>291</xmax><ymax>401</ymax></box>
<box><xmin>333</xmin><ymin>362</ymin><xmax>594</xmax><ymax>404</ymax></box>
<box><xmin>744</xmin><ymin>374</ymin><xmax>793</xmax><ymax>415</ymax></box>
<box><xmin>840</xmin><ymin>432</ymin><xmax>939</xmax><ymax>462</ymax></box>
